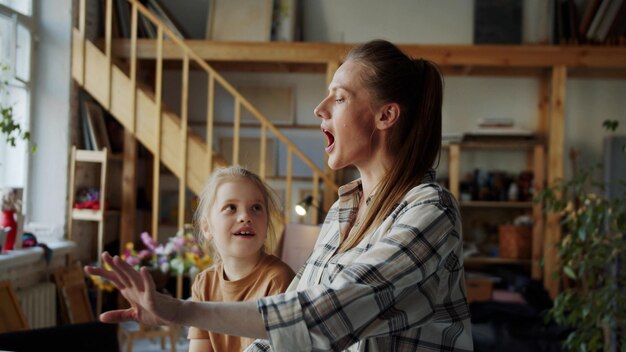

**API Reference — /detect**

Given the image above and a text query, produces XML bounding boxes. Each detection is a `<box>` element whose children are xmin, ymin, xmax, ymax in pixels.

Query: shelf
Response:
<box><xmin>443</xmin><ymin>139</ymin><xmax>540</xmax><ymax>150</ymax></box>
<box><xmin>109</xmin><ymin>40</ymin><xmax>626</xmax><ymax>77</ymax></box>
<box><xmin>75</xmin><ymin>149</ymin><xmax>108</xmax><ymax>163</ymax></box>
<box><xmin>465</xmin><ymin>256</ymin><xmax>531</xmax><ymax>265</ymax></box>
<box><xmin>71</xmin><ymin>209</ymin><xmax>102</xmax><ymax>221</ymax></box>
<box><xmin>460</xmin><ymin>201</ymin><xmax>533</xmax><ymax>209</ymax></box>
<box><xmin>70</xmin><ymin>209</ymin><xmax>120</xmax><ymax>221</ymax></box>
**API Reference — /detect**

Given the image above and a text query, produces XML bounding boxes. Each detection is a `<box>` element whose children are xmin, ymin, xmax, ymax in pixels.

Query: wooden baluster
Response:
<box><xmin>152</xmin><ymin>27</ymin><xmax>163</xmax><ymax>241</ymax></box>
<box><xmin>178</xmin><ymin>52</ymin><xmax>189</xmax><ymax>230</ymax></box>
<box><xmin>260</xmin><ymin>124</ymin><xmax>267</xmax><ymax>180</ymax></box>
<box><xmin>129</xmin><ymin>1</ymin><xmax>137</xmax><ymax>133</ymax></box>
<box><xmin>285</xmin><ymin>150</ymin><xmax>293</xmax><ymax>223</ymax></box>
<box><xmin>206</xmin><ymin>75</ymin><xmax>215</xmax><ymax>174</ymax></box>
<box><xmin>312</xmin><ymin>174</ymin><xmax>320</xmax><ymax>224</ymax></box>
<box><xmin>104</xmin><ymin>0</ymin><xmax>112</xmax><ymax>108</ymax></box>
<box><xmin>233</xmin><ymin>99</ymin><xmax>240</xmax><ymax>165</ymax></box>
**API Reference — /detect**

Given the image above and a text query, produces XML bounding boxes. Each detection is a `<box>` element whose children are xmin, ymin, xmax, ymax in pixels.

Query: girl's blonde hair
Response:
<box><xmin>194</xmin><ymin>166</ymin><xmax>282</xmax><ymax>262</ymax></box>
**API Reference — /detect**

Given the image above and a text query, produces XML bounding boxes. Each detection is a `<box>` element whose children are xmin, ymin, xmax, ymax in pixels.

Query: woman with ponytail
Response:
<box><xmin>86</xmin><ymin>40</ymin><xmax>473</xmax><ymax>351</ymax></box>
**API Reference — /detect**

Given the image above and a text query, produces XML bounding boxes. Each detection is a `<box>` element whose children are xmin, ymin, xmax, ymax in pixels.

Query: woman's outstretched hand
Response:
<box><xmin>84</xmin><ymin>252</ymin><xmax>182</xmax><ymax>326</ymax></box>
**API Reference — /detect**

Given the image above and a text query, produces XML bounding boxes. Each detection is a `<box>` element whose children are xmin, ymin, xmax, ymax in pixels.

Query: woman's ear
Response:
<box><xmin>376</xmin><ymin>103</ymin><xmax>400</xmax><ymax>130</ymax></box>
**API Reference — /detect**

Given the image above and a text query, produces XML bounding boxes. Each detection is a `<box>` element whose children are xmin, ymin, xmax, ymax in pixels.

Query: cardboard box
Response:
<box><xmin>465</xmin><ymin>278</ymin><xmax>494</xmax><ymax>303</ymax></box>
<box><xmin>498</xmin><ymin>224</ymin><xmax>531</xmax><ymax>259</ymax></box>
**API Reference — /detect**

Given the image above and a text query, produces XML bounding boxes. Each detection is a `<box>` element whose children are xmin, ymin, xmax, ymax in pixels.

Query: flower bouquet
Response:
<box><xmin>90</xmin><ymin>228</ymin><xmax>211</xmax><ymax>292</ymax></box>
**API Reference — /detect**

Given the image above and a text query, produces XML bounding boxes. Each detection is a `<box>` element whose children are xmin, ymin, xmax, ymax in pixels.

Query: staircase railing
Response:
<box><xmin>73</xmin><ymin>0</ymin><xmax>337</xmax><ymax>239</ymax></box>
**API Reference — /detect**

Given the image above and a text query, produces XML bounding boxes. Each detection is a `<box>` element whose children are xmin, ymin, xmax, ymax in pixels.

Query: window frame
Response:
<box><xmin>0</xmin><ymin>1</ymin><xmax>36</xmax><ymax>204</ymax></box>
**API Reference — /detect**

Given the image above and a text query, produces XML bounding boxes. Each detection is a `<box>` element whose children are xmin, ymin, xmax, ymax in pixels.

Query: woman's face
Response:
<box><xmin>205</xmin><ymin>178</ymin><xmax>268</xmax><ymax>262</ymax></box>
<box><xmin>314</xmin><ymin>60</ymin><xmax>381</xmax><ymax>170</ymax></box>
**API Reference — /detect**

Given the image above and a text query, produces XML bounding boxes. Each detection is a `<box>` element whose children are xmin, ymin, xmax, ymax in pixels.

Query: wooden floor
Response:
<box><xmin>121</xmin><ymin>326</ymin><xmax>189</xmax><ymax>352</ymax></box>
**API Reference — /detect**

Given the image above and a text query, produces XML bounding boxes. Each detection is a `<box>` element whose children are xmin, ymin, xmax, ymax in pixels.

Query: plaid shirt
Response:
<box><xmin>246</xmin><ymin>170</ymin><xmax>473</xmax><ymax>351</ymax></box>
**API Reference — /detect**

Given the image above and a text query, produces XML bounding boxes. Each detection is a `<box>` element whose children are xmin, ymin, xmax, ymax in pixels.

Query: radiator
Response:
<box><xmin>16</xmin><ymin>282</ymin><xmax>57</xmax><ymax>329</ymax></box>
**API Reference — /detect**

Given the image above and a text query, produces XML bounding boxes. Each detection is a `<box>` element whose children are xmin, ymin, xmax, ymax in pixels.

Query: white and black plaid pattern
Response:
<box><xmin>246</xmin><ymin>171</ymin><xmax>474</xmax><ymax>352</ymax></box>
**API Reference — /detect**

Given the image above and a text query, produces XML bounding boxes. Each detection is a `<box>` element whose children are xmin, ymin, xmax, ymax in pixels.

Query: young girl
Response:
<box><xmin>189</xmin><ymin>166</ymin><xmax>295</xmax><ymax>351</ymax></box>
<box><xmin>86</xmin><ymin>40</ymin><xmax>473</xmax><ymax>351</ymax></box>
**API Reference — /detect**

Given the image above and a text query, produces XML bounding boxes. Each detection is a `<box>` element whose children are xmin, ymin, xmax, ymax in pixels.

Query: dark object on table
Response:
<box><xmin>0</xmin><ymin>321</ymin><xmax>119</xmax><ymax>352</ymax></box>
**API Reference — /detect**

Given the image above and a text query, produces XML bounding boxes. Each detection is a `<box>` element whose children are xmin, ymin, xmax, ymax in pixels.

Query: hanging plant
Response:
<box><xmin>0</xmin><ymin>63</ymin><xmax>36</xmax><ymax>152</ymax></box>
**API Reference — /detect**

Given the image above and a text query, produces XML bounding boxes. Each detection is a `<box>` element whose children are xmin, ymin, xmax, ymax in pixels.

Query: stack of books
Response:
<box><xmin>464</xmin><ymin>118</ymin><xmax>534</xmax><ymax>141</ymax></box>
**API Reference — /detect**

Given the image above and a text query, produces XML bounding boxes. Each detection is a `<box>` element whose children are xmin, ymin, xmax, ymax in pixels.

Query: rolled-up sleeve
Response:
<box><xmin>253</xmin><ymin>197</ymin><xmax>463</xmax><ymax>351</ymax></box>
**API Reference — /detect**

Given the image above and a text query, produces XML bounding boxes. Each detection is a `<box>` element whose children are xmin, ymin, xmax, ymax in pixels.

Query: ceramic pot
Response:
<box><xmin>1</xmin><ymin>210</ymin><xmax>17</xmax><ymax>251</ymax></box>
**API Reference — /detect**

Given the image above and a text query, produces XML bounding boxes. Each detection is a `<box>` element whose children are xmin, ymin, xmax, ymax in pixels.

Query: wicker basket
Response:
<box><xmin>498</xmin><ymin>224</ymin><xmax>531</xmax><ymax>259</ymax></box>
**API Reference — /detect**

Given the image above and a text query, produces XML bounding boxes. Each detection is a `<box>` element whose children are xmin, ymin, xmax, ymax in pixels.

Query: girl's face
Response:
<box><xmin>314</xmin><ymin>60</ymin><xmax>381</xmax><ymax>170</ymax></box>
<box><xmin>205</xmin><ymin>178</ymin><xmax>268</xmax><ymax>262</ymax></box>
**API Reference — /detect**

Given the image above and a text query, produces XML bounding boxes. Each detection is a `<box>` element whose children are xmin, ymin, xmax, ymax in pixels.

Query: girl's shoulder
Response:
<box><xmin>261</xmin><ymin>254</ymin><xmax>296</xmax><ymax>279</ymax></box>
<box><xmin>195</xmin><ymin>263</ymin><xmax>221</xmax><ymax>281</ymax></box>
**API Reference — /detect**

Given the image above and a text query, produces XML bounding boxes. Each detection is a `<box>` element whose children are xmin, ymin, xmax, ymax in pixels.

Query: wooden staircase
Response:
<box><xmin>71</xmin><ymin>0</ymin><xmax>337</xmax><ymax>240</ymax></box>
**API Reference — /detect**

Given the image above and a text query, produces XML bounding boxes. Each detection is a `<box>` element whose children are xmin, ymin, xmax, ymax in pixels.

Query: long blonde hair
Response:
<box><xmin>194</xmin><ymin>166</ymin><xmax>282</xmax><ymax>261</ymax></box>
<box><xmin>339</xmin><ymin>40</ymin><xmax>444</xmax><ymax>252</ymax></box>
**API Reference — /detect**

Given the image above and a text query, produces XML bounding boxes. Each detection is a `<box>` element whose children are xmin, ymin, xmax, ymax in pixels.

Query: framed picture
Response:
<box><xmin>0</xmin><ymin>281</ymin><xmax>29</xmax><ymax>332</ymax></box>
<box><xmin>271</xmin><ymin>0</ymin><xmax>299</xmax><ymax>41</ymax></box>
<box><xmin>238</xmin><ymin>85</ymin><xmax>295</xmax><ymax>125</ymax></box>
<box><xmin>219</xmin><ymin>137</ymin><xmax>277</xmax><ymax>177</ymax></box>
<box><xmin>206</xmin><ymin>0</ymin><xmax>273</xmax><ymax>41</ymax></box>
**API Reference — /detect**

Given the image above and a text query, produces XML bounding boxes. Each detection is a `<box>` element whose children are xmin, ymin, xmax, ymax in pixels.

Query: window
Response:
<box><xmin>0</xmin><ymin>1</ymin><xmax>34</xmax><ymax>188</ymax></box>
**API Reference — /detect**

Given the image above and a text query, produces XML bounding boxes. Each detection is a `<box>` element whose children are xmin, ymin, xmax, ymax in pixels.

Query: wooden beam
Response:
<box><xmin>110</xmin><ymin>40</ymin><xmax>626</xmax><ymax>69</ymax></box>
<box><xmin>532</xmin><ymin>144</ymin><xmax>545</xmax><ymax>280</ymax></box>
<box><xmin>544</xmin><ymin>65</ymin><xmax>567</xmax><ymax>299</ymax></box>
<box><xmin>448</xmin><ymin>144</ymin><xmax>460</xmax><ymax>200</ymax></box>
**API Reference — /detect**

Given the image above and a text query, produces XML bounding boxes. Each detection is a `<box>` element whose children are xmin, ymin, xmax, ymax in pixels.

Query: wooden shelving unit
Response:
<box><xmin>460</xmin><ymin>201</ymin><xmax>533</xmax><ymax>209</ymax></box>
<box><xmin>447</xmin><ymin>139</ymin><xmax>545</xmax><ymax>281</ymax></box>
<box><xmin>99</xmin><ymin>35</ymin><xmax>626</xmax><ymax>298</ymax></box>
<box><xmin>67</xmin><ymin>147</ymin><xmax>109</xmax><ymax>253</ymax></box>
<box><xmin>67</xmin><ymin>146</ymin><xmax>109</xmax><ymax>314</ymax></box>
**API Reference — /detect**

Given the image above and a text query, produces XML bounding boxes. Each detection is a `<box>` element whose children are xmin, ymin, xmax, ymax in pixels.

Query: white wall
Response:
<box><xmin>299</xmin><ymin>0</ymin><xmax>626</xmax><ymax>178</ymax></box>
<box><xmin>26</xmin><ymin>0</ymin><xmax>71</xmax><ymax>228</ymax></box>
<box><xmin>301</xmin><ymin>0</ymin><xmax>474</xmax><ymax>44</ymax></box>
<box><xmin>27</xmin><ymin>0</ymin><xmax>626</xmax><ymax>230</ymax></box>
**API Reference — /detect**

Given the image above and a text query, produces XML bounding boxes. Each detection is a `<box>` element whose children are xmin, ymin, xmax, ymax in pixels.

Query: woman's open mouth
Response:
<box><xmin>322</xmin><ymin>128</ymin><xmax>335</xmax><ymax>153</ymax></box>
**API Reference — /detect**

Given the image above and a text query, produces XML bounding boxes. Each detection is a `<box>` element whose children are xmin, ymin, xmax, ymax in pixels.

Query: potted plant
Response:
<box><xmin>537</xmin><ymin>120</ymin><xmax>626</xmax><ymax>351</ymax></box>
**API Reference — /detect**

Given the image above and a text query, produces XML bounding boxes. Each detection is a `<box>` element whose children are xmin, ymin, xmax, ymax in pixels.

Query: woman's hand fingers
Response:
<box><xmin>99</xmin><ymin>308</ymin><xmax>137</xmax><ymax>324</ymax></box>
<box><xmin>110</xmin><ymin>255</ymin><xmax>138</xmax><ymax>290</ymax></box>
<box><xmin>84</xmin><ymin>265</ymin><xmax>125</xmax><ymax>288</ymax></box>
<box><xmin>140</xmin><ymin>267</ymin><xmax>156</xmax><ymax>293</ymax></box>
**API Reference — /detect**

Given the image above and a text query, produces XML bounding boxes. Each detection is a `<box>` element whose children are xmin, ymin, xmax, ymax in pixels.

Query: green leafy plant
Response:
<box><xmin>537</xmin><ymin>120</ymin><xmax>626</xmax><ymax>351</ymax></box>
<box><xmin>0</xmin><ymin>63</ymin><xmax>35</xmax><ymax>152</ymax></box>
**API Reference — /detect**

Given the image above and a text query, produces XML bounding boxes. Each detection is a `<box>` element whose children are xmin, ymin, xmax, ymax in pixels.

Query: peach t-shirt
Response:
<box><xmin>187</xmin><ymin>254</ymin><xmax>295</xmax><ymax>351</ymax></box>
